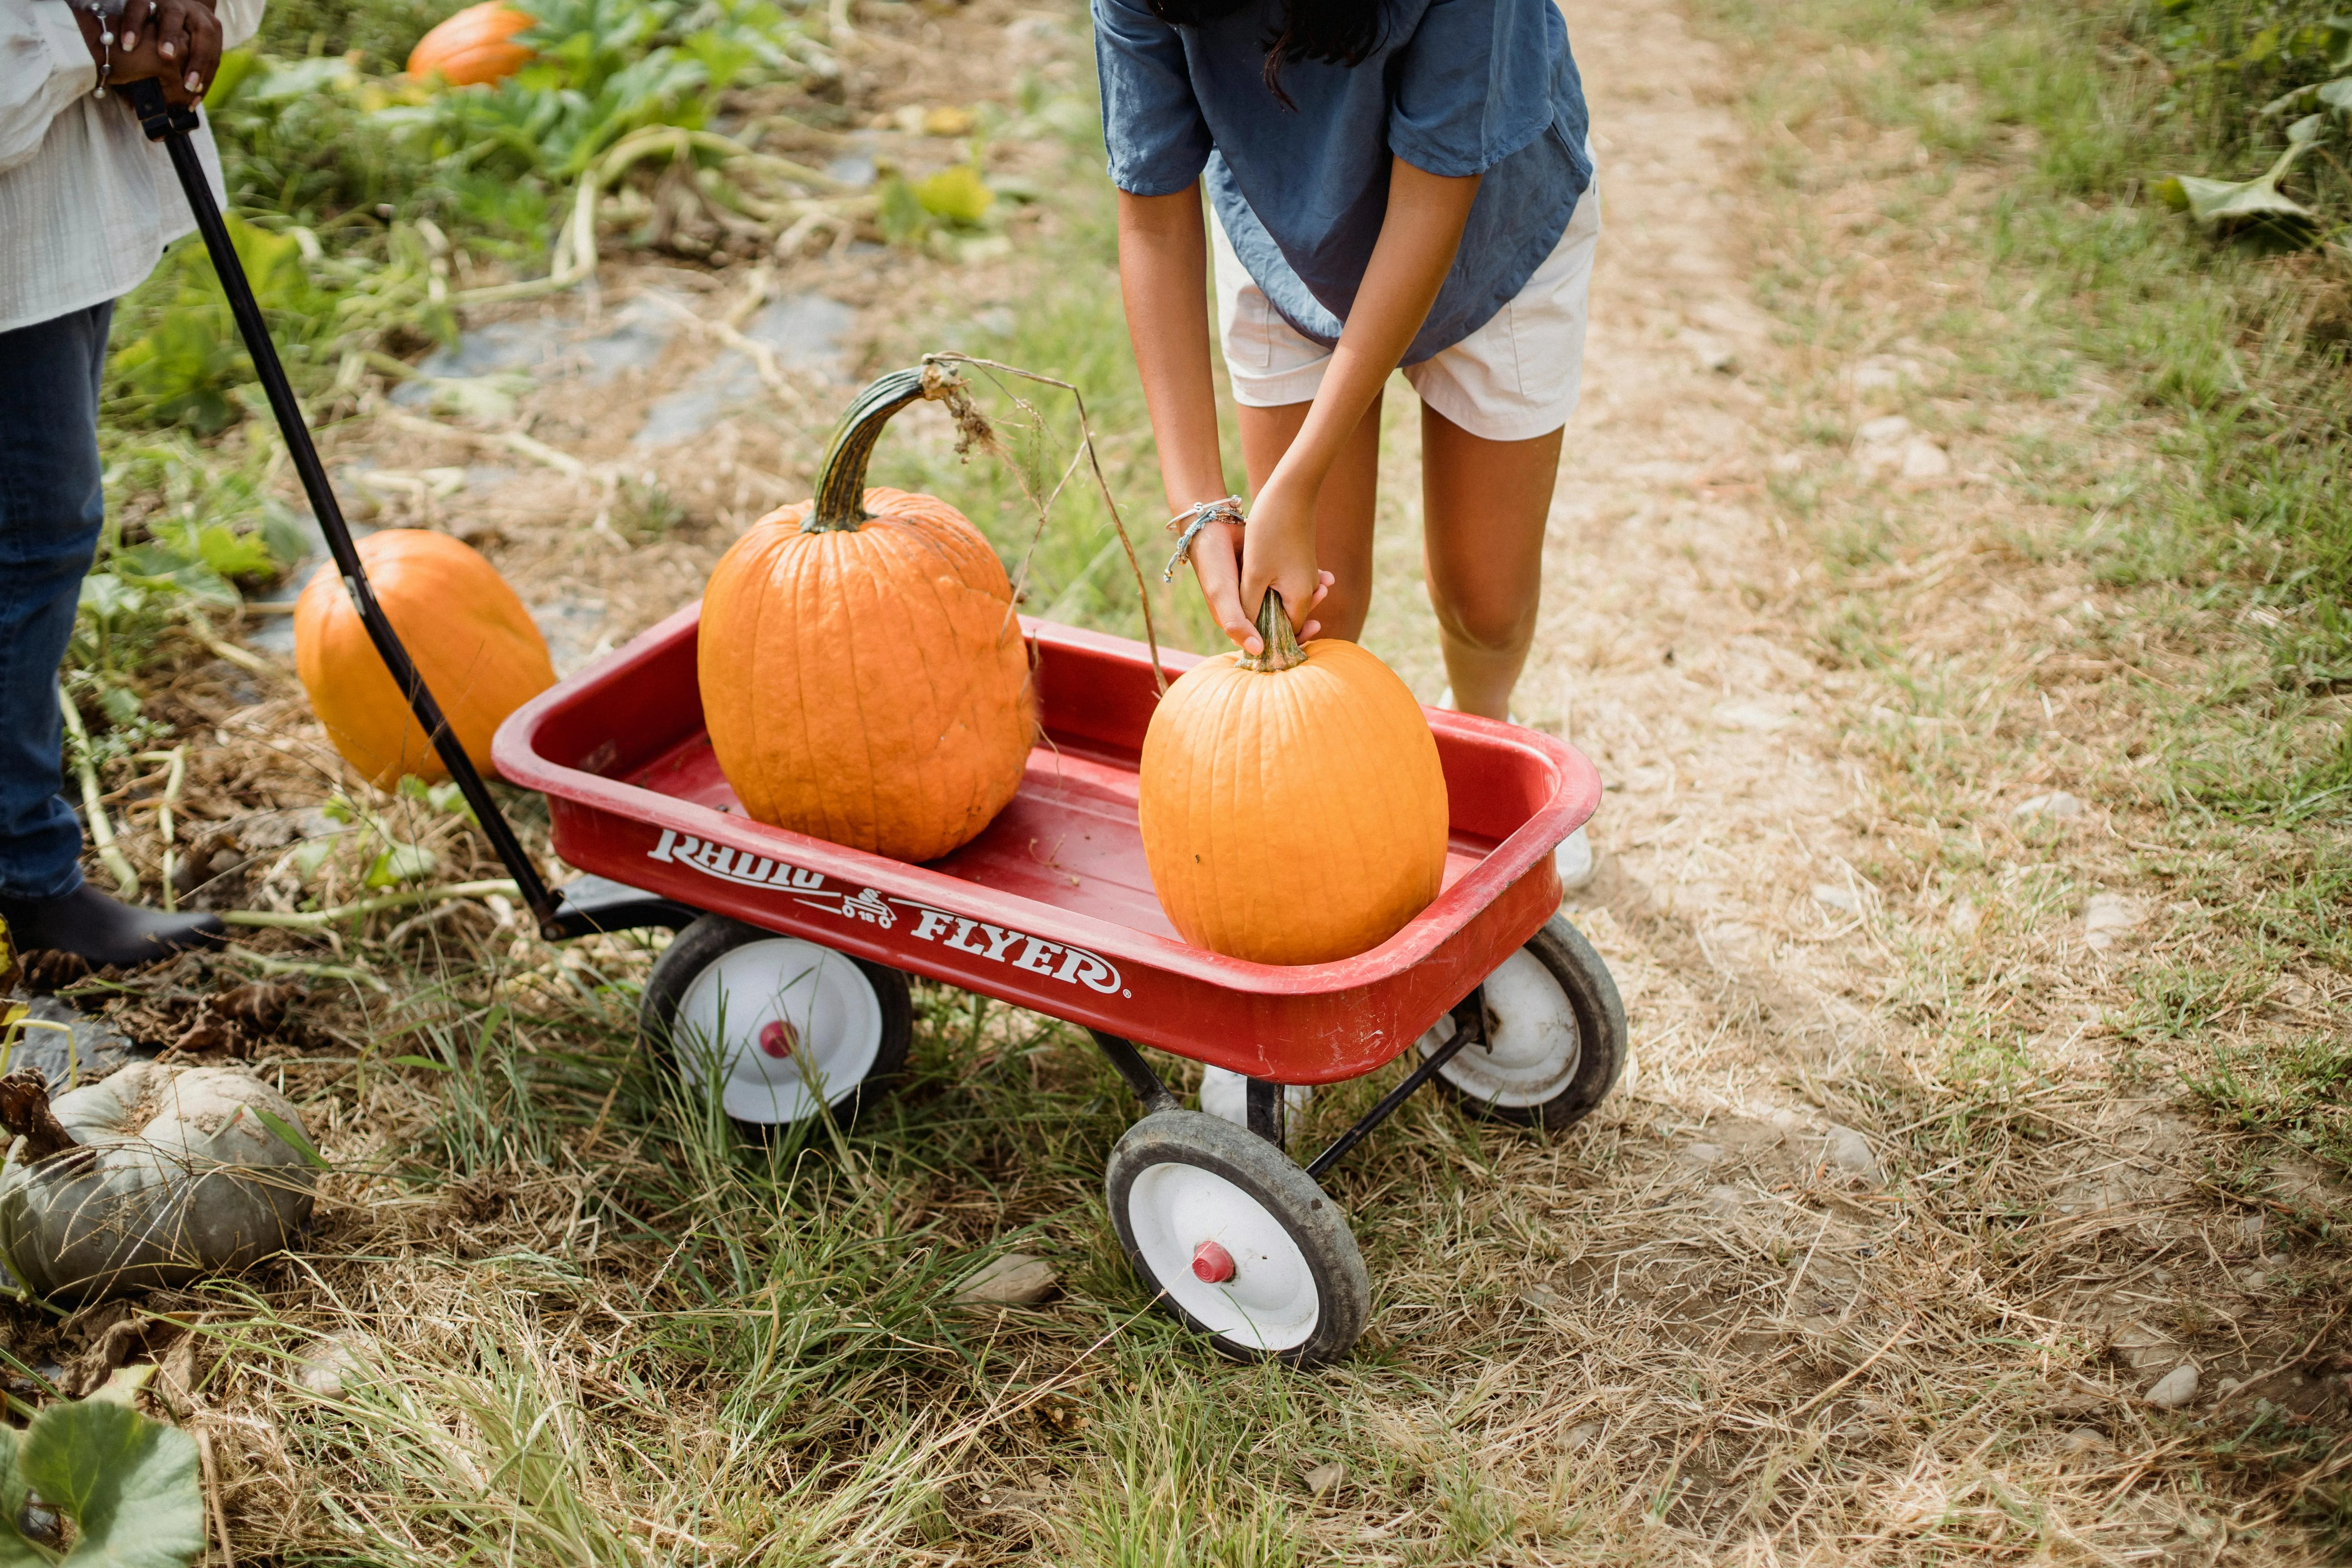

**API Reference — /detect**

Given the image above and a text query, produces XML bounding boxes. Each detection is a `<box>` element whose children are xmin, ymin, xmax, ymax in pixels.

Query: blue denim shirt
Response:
<box><xmin>1093</xmin><ymin>0</ymin><xmax>1592</xmax><ymax>364</ymax></box>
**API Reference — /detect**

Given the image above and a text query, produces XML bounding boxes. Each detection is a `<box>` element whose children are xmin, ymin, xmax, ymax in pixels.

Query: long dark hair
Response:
<box><xmin>1147</xmin><ymin>0</ymin><xmax>1387</xmax><ymax>104</ymax></box>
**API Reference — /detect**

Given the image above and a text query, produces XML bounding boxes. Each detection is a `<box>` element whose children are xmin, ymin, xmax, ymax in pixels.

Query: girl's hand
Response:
<box><xmin>1236</xmin><ymin>479</ymin><xmax>1330</xmax><ymax>648</ymax></box>
<box><xmin>1191</xmin><ymin>515</ymin><xmax>1332</xmax><ymax>656</ymax></box>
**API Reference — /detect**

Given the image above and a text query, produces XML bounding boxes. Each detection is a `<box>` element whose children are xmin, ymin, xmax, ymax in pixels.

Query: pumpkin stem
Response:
<box><xmin>1236</xmin><ymin>589</ymin><xmax>1308</xmax><ymax>673</ymax></box>
<box><xmin>807</xmin><ymin>365</ymin><xmax>968</xmax><ymax>532</ymax></box>
<box><xmin>0</xmin><ymin>1071</ymin><xmax>73</xmax><ymax>1161</ymax></box>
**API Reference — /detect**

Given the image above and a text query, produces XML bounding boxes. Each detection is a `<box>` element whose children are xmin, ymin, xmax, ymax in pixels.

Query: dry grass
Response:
<box><xmin>17</xmin><ymin>0</ymin><xmax>2349</xmax><ymax>1563</ymax></box>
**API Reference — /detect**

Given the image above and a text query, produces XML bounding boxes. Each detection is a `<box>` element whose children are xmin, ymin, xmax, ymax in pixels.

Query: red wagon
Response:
<box><xmin>134</xmin><ymin>70</ymin><xmax>1624</xmax><ymax>1364</ymax></box>
<box><xmin>493</xmin><ymin>606</ymin><xmax>1624</xmax><ymax>1364</ymax></box>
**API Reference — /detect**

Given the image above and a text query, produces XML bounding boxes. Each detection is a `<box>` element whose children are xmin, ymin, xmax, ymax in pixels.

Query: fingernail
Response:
<box><xmin>187</xmin><ymin>71</ymin><xmax>201</xmax><ymax>90</ymax></box>
<box><xmin>160</xmin><ymin>39</ymin><xmax>173</xmax><ymax>54</ymax></box>
<box><xmin>122</xmin><ymin>29</ymin><xmax>137</xmax><ymax>46</ymax></box>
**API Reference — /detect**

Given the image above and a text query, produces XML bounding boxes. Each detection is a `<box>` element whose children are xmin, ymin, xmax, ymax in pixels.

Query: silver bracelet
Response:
<box><xmin>71</xmin><ymin>0</ymin><xmax>126</xmax><ymax>98</ymax></box>
<box><xmin>1160</xmin><ymin>495</ymin><xmax>1246</xmax><ymax>583</ymax></box>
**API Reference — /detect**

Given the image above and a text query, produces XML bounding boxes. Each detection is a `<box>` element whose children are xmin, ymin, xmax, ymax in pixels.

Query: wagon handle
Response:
<box><xmin>122</xmin><ymin>81</ymin><xmax>566</xmax><ymax>935</ymax></box>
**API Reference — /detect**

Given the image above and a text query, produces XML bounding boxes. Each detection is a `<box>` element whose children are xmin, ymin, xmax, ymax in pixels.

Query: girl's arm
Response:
<box><xmin>1118</xmin><ymin>185</ymin><xmax>1327</xmax><ymax>653</ymax></box>
<box><xmin>1241</xmin><ymin>158</ymin><xmax>1481</xmax><ymax>630</ymax></box>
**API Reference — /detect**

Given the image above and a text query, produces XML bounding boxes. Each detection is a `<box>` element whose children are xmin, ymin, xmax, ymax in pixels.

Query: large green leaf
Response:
<box><xmin>0</xmin><ymin>1426</ymin><xmax>43</xmax><ymax>1567</ymax></box>
<box><xmin>18</xmin><ymin>1401</ymin><xmax>203</xmax><ymax>1568</ymax></box>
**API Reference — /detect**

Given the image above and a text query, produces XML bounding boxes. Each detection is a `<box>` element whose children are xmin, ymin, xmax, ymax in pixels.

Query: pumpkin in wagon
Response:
<box><xmin>699</xmin><ymin>367</ymin><xmax>1036</xmax><ymax>864</ymax></box>
<box><xmin>294</xmin><ymin>528</ymin><xmax>557</xmax><ymax>790</ymax></box>
<box><xmin>406</xmin><ymin>2</ymin><xmax>536</xmax><ymax>87</ymax></box>
<box><xmin>1138</xmin><ymin>593</ymin><xmax>1449</xmax><ymax>965</ymax></box>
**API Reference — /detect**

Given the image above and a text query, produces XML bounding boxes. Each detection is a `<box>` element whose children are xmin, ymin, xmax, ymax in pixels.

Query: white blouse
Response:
<box><xmin>0</xmin><ymin>0</ymin><xmax>263</xmax><ymax>335</ymax></box>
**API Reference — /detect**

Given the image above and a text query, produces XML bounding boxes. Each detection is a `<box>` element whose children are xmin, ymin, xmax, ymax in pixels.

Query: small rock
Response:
<box><xmin>1686</xmin><ymin>335</ymin><xmax>1738</xmax><ymax>374</ymax></box>
<box><xmin>295</xmin><ymin>1332</ymin><xmax>379</xmax><ymax>1398</ymax></box>
<box><xmin>1521</xmin><ymin>1283</ymin><xmax>1567</xmax><ymax>1312</ymax></box>
<box><xmin>2059</xmin><ymin>1427</ymin><xmax>2110</xmax><ymax>1455</ymax></box>
<box><xmin>2241</xmin><ymin>1271</ymin><xmax>2267</xmax><ymax>1292</ymax></box>
<box><xmin>1684</xmin><ymin>1141</ymin><xmax>1725</xmax><ymax>1165</ymax></box>
<box><xmin>1563</xmin><ymin>1420</ymin><xmax>1603</xmax><ymax>1451</ymax></box>
<box><xmin>2147</xmin><ymin>1361</ymin><xmax>2200</xmax><ymax>1410</ymax></box>
<box><xmin>1712</xmin><ymin>699</ymin><xmax>1795</xmax><ymax>733</ymax></box>
<box><xmin>2011</xmin><ymin>791</ymin><xmax>2085</xmax><ymax>820</ymax></box>
<box><xmin>1706</xmin><ymin>1185</ymin><xmax>1748</xmax><ymax>1216</ymax></box>
<box><xmin>1898</xmin><ymin>439</ymin><xmax>1951</xmax><ymax>479</ymax></box>
<box><xmin>1947</xmin><ymin>898</ymin><xmax>1981</xmax><ymax>937</ymax></box>
<box><xmin>1768</xmin><ymin>451</ymin><xmax>1805</xmax><ymax>474</ymax></box>
<box><xmin>2083</xmin><ymin>893</ymin><xmax>2147</xmax><ymax>952</ymax></box>
<box><xmin>1768</xmin><ymin>1109</ymin><xmax>1804</xmax><ymax>1133</ymax></box>
<box><xmin>954</xmin><ymin>1252</ymin><xmax>1058</xmax><ymax>1307</ymax></box>
<box><xmin>1857</xmin><ymin>414</ymin><xmax>1913</xmax><ymax>446</ymax></box>
<box><xmin>1301</xmin><ymin>1461</ymin><xmax>1345</xmax><ymax>1498</ymax></box>
<box><xmin>1812</xmin><ymin>883</ymin><xmax>1860</xmax><ymax>915</ymax></box>
<box><xmin>1823</xmin><ymin>1125</ymin><xmax>1884</xmax><ymax>1185</ymax></box>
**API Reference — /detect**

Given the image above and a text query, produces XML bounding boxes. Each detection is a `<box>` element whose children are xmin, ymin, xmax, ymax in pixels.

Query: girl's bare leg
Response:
<box><xmin>1236</xmin><ymin>391</ymin><xmax>1385</xmax><ymax>640</ymax></box>
<box><xmin>1420</xmin><ymin>405</ymin><xmax>1564</xmax><ymax>720</ymax></box>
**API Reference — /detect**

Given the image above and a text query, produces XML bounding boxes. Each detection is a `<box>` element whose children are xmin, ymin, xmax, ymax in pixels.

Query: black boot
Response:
<box><xmin>0</xmin><ymin>883</ymin><xmax>225</xmax><ymax>969</ymax></box>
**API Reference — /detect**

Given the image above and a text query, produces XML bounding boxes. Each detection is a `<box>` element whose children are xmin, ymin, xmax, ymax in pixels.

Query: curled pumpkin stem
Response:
<box><xmin>808</xmin><ymin>365</ymin><xmax>982</xmax><ymax>532</ymax></box>
<box><xmin>1236</xmin><ymin>589</ymin><xmax>1308</xmax><ymax>674</ymax></box>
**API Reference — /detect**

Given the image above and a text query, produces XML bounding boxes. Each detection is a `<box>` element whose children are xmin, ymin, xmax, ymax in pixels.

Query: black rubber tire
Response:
<box><xmin>639</xmin><ymin>913</ymin><xmax>911</xmax><ymax>1132</ymax></box>
<box><xmin>1105</xmin><ymin>1108</ymin><xmax>1371</xmax><ymax>1368</ymax></box>
<box><xmin>1425</xmin><ymin>913</ymin><xmax>1626</xmax><ymax>1131</ymax></box>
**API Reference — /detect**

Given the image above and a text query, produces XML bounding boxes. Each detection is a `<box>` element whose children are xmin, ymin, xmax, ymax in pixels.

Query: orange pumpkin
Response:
<box><xmin>1138</xmin><ymin>594</ymin><xmax>1449</xmax><ymax>965</ymax></box>
<box><xmin>698</xmin><ymin>367</ymin><xmax>1036</xmax><ymax>863</ymax></box>
<box><xmin>406</xmin><ymin>2</ymin><xmax>535</xmax><ymax>87</ymax></box>
<box><xmin>293</xmin><ymin>530</ymin><xmax>556</xmax><ymax>789</ymax></box>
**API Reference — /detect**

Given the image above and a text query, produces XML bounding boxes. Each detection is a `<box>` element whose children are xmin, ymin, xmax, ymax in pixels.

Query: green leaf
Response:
<box><xmin>76</xmin><ymin>576</ymin><xmax>145</xmax><ymax>625</ymax></box>
<box><xmin>877</xmin><ymin>174</ymin><xmax>928</xmax><ymax>244</ymax></box>
<box><xmin>0</xmin><ymin>1425</ymin><xmax>41</xmax><ymax>1568</ymax></box>
<box><xmin>363</xmin><ymin>842</ymin><xmax>438</xmax><ymax>888</ymax></box>
<box><xmin>387</xmin><ymin>1054</ymin><xmax>451</xmax><ymax>1072</ymax></box>
<box><xmin>914</xmin><ymin>164</ymin><xmax>995</xmax><ymax>227</ymax></box>
<box><xmin>244</xmin><ymin>1105</ymin><xmax>330</xmax><ymax>1171</ymax></box>
<box><xmin>18</xmin><ymin>1400</ymin><xmax>203</xmax><ymax>1568</ymax></box>
<box><xmin>2168</xmin><ymin>118</ymin><xmax>2324</xmax><ymax>249</ymax></box>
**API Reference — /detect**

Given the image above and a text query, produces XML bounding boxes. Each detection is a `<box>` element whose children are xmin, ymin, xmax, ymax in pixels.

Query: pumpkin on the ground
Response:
<box><xmin>294</xmin><ymin>529</ymin><xmax>555</xmax><ymax>789</ymax></box>
<box><xmin>699</xmin><ymin>367</ymin><xmax>1036</xmax><ymax>863</ymax></box>
<box><xmin>0</xmin><ymin>1064</ymin><xmax>317</xmax><ymax>1303</ymax></box>
<box><xmin>407</xmin><ymin>2</ymin><xmax>535</xmax><ymax>86</ymax></box>
<box><xmin>1138</xmin><ymin>593</ymin><xmax>1449</xmax><ymax>965</ymax></box>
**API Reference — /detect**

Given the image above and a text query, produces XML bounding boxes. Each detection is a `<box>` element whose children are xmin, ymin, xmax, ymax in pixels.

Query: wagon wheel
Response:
<box><xmin>640</xmin><ymin>914</ymin><xmax>911</xmax><ymax>1132</ymax></box>
<box><xmin>1418</xmin><ymin>914</ymin><xmax>1626</xmax><ymax>1130</ymax></box>
<box><xmin>1105</xmin><ymin>1109</ymin><xmax>1371</xmax><ymax>1367</ymax></box>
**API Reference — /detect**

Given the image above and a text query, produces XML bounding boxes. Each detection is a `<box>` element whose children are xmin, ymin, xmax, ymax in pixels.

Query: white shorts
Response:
<box><xmin>1212</xmin><ymin>183</ymin><xmax>1601</xmax><ymax>444</ymax></box>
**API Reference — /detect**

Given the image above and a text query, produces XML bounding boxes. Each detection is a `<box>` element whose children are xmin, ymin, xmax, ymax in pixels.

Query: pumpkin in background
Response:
<box><xmin>699</xmin><ymin>367</ymin><xmax>1036</xmax><ymax>863</ymax></box>
<box><xmin>1138</xmin><ymin>594</ymin><xmax>1449</xmax><ymax>965</ymax></box>
<box><xmin>407</xmin><ymin>2</ymin><xmax>535</xmax><ymax>86</ymax></box>
<box><xmin>294</xmin><ymin>529</ymin><xmax>555</xmax><ymax>789</ymax></box>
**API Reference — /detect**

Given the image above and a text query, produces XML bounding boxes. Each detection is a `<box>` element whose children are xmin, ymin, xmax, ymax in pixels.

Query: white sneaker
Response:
<box><xmin>1554</xmin><ymin>823</ymin><xmax>1597</xmax><ymax>893</ymax></box>
<box><xmin>1435</xmin><ymin>691</ymin><xmax>1601</xmax><ymax>895</ymax></box>
<box><xmin>1199</xmin><ymin>1065</ymin><xmax>1312</xmax><ymax>1128</ymax></box>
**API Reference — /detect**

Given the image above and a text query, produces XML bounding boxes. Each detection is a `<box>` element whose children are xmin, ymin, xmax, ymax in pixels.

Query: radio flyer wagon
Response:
<box><xmin>129</xmin><ymin>80</ymin><xmax>1627</xmax><ymax>1367</ymax></box>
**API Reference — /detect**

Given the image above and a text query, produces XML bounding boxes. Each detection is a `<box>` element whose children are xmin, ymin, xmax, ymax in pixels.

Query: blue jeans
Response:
<box><xmin>0</xmin><ymin>302</ymin><xmax>111</xmax><ymax>902</ymax></box>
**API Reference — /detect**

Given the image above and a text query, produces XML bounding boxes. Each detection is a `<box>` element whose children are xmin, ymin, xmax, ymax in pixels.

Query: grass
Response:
<box><xmin>1696</xmin><ymin>0</ymin><xmax>2352</xmax><ymax>1188</ymax></box>
<box><xmin>28</xmin><ymin>0</ymin><xmax>2352</xmax><ymax>1559</ymax></box>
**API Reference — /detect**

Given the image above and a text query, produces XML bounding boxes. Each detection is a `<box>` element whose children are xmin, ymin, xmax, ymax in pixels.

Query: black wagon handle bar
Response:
<box><xmin>121</xmin><ymin>79</ymin><xmax>563</xmax><ymax>935</ymax></box>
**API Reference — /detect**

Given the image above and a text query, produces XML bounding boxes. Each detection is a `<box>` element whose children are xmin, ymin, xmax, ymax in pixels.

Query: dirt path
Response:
<box><xmin>1342</xmin><ymin>2</ymin><xmax>2345</xmax><ymax>1559</ymax></box>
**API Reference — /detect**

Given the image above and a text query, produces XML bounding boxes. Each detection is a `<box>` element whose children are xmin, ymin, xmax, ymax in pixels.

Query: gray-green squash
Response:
<box><xmin>0</xmin><ymin>1063</ymin><xmax>316</xmax><ymax>1303</ymax></box>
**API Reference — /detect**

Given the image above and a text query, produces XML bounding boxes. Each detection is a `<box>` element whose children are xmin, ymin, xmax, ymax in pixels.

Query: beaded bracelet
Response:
<box><xmin>1160</xmin><ymin>495</ymin><xmax>1246</xmax><ymax>583</ymax></box>
<box><xmin>71</xmin><ymin>0</ymin><xmax>126</xmax><ymax>98</ymax></box>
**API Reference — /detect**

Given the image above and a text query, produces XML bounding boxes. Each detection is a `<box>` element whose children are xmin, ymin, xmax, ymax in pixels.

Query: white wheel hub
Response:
<box><xmin>1418</xmin><ymin>947</ymin><xmax>1581</xmax><ymax>1108</ymax></box>
<box><xmin>670</xmin><ymin>938</ymin><xmax>883</xmax><ymax>1124</ymax></box>
<box><xmin>1125</xmin><ymin>1161</ymin><xmax>1319</xmax><ymax>1352</ymax></box>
